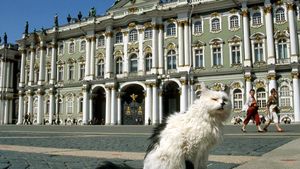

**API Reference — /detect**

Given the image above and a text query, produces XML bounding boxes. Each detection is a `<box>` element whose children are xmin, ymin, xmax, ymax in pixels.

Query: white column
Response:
<box><xmin>292</xmin><ymin>73</ymin><xmax>300</xmax><ymax>122</ymax></box>
<box><xmin>8</xmin><ymin>100</ymin><xmax>12</xmax><ymax>124</ymax></box>
<box><xmin>242</xmin><ymin>5</ymin><xmax>251</xmax><ymax>67</ymax></box>
<box><xmin>19</xmin><ymin>50</ymin><xmax>26</xmax><ymax>87</ymax></box>
<box><xmin>245</xmin><ymin>76</ymin><xmax>252</xmax><ymax>98</ymax></box>
<box><xmin>38</xmin><ymin>45</ymin><xmax>46</xmax><ymax>85</ymax></box>
<box><xmin>37</xmin><ymin>89</ymin><xmax>44</xmax><ymax>125</ymax></box>
<box><xmin>152</xmin><ymin>25</ymin><xmax>158</xmax><ymax>73</ymax></box>
<box><xmin>158</xmin><ymin>90</ymin><xmax>163</xmax><ymax>124</ymax></box>
<box><xmin>89</xmin><ymin>97</ymin><xmax>93</xmax><ymax>122</ymax></box>
<box><xmin>123</xmin><ymin>32</ymin><xmax>129</xmax><ymax>75</ymax></box>
<box><xmin>50</xmin><ymin>44</ymin><xmax>57</xmax><ymax>85</ymax></box>
<box><xmin>27</xmin><ymin>91</ymin><xmax>33</xmax><ymax>122</ymax></box>
<box><xmin>178</xmin><ymin>22</ymin><xmax>184</xmax><ymax>67</ymax></box>
<box><xmin>10</xmin><ymin>63</ymin><xmax>14</xmax><ymax>88</ymax></box>
<box><xmin>105</xmin><ymin>31</ymin><xmax>113</xmax><ymax>78</ymax></box>
<box><xmin>90</xmin><ymin>37</ymin><xmax>96</xmax><ymax>78</ymax></box>
<box><xmin>105</xmin><ymin>87</ymin><xmax>111</xmax><ymax>125</ymax></box>
<box><xmin>268</xmin><ymin>75</ymin><xmax>277</xmax><ymax>94</ymax></box>
<box><xmin>184</xmin><ymin>21</ymin><xmax>190</xmax><ymax>66</ymax></box>
<box><xmin>17</xmin><ymin>91</ymin><xmax>25</xmax><ymax>125</ymax></box>
<box><xmin>117</xmin><ymin>93</ymin><xmax>122</xmax><ymax>125</ymax></box>
<box><xmin>49</xmin><ymin>90</ymin><xmax>55</xmax><ymax>125</ymax></box>
<box><xmin>152</xmin><ymin>83</ymin><xmax>158</xmax><ymax>124</ymax></box>
<box><xmin>82</xmin><ymin>85</ymin><xmax>89</xmax><ymax>125</ymax></box>
<box><xmin>145</xmin><ymin>84</ymin><xmax>152</xmax><ymax>125</ymax></box>
<box><xmin>158</xmin><ymin>25</ymin><xmax>164</xmax><ymax>74</ymax></box>
<box><xmin>111</xmin><ymin>87</ymin><xmax>117</xmax><ymax>125</ymax></box>
<box><xmin>264</xmin><ymin>3</ymin><xmax>275</xmax><ymax>64</ymax></box>
<box><xmin>287</xmin><ymin>2</ymin><xmax>299</xmax><ymax>62</ymax></box>
<box><xmin>29</xmin><ymin>48</ymin><xmax>35</xmax><ymax>86</ymax></box>
<box><xmin>5</xmin><ymin>62</ymin><xmax>11</xmax><ymax>88</ymax></box>
<box><xmin>85</xmin><ymin>38</ymin><xmax>91</xmax><ymax>79</ymax></box>
<box><xmin>3</xmin><ymin>100</ymin><xmax>8</xmax><ymax>124</ymax></box>
<box><xmin>180</xmin><ymin>80</ymin><xmax>188</xmax><ymax>112</ymax></box>
<box><xmin>139</xmin><ymin>29</ymin><xmax>145</xmax><ymax>75</ymax></box>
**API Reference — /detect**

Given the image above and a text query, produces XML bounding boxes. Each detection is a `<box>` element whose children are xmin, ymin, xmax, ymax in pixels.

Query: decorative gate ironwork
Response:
<box><xmin>123</xmin><ymin>93</ymin><xmax>144</xmax><ymax>125</ymax></box>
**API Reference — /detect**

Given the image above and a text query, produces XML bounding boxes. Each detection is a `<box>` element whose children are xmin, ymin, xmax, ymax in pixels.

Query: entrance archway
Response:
<box><xmin>92</xmin><ymin>87</ymin><xmax>106</xmax><ymax>125</ymax></box>
<box><xmin>163</xmin><ymin>81</ymin><xmax>180</xmax><ymax>117</ymax></box>
<box><xmin>121</xmin><ymin>84</ymin><xmax>145</xmax><ymax>125</ymax></box>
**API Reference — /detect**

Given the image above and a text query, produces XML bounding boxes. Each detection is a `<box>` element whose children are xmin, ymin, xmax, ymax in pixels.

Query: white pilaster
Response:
<box><xmin>38</xmin><ymin>44</ymin><xmax>46</xmax><ymax>85</ymax></box>
<box><xmin>264</xmin><ymin>3</ymin><xmax>275</xmax><ymax>64</ymax></box>
<box><xmin>27</xmin><ymin>91</ymin><xmax>33</xmax><ymax>122</ymax></box>
<box><xmin>89</xmin><ymin>97</ymin><xmax>93</xmax><ymax>122</ymax></box>
<box><xmin>245</xmin><ymin>76</ymin><xmax>252</xmax><ymax>98</ymax></box>
<box><xmin>5</xmin><ymin>62</ymin><xmax>11</xmax><ymax>88</ymax></box>
<box><xmin>152</xmin><ymin>23</ymin><xmax>158</xmax><ymax>74</ymax></box>
<box><xmin>242</xmin><ymin>5</ymin><xmax>251</xmax><ymax>67</ymax></box>
<box><xmin>37</xmin><ymin>89</ymin><xmax>44</xmax><ymax>125</ymax></box>
<box><xmin>180</xmin><ymin>80</ymin><xmax>188</xmax><ymax>112</ymax></box>
<box><xmin>292</xmin><ymin>73</ymin><xmax>300</xmax><ymax>122</ymax></box>
<box><xmin>3</xmin><ymin>100</ymin><xmax>8</xmax><ymax>124</ymax></box>
<box><xmin>138</xmin><ymin>29</ymin><xmax>145</xmax><ymax>75</ymax></box>
<box><xmin>19</xmin><ymin>50</ymin><xmax>26</xmax><ymax>87</ymax></box>
<box><xmin>50</xmin><ymin>44</ymin><xmax>57</xmax><ymax>85</ymax></box>
<box><xmin>111</xmin><ymin>87</ymin><xmax>117</xmax><ymax>125</ymax></box>
<box><xmin>145</xmin><ymin>84</ymin><xmax>152</xmax><ymax>125</ymax></box>
<box><xmin>85</xmin><ymin>38</ymin><xmax>91</xmax><ymax>79</ymax></box>
<box><xmin>158</xmin><ymin>90</ymin><xmax>163</xmax><ymax>124</ymax></box>
<box><xmin>105</xmin><ymin>30</ymin><xmax>113</xmax><ymax>78</ymax></box>
<box><xmin>117</xmin><ymin>93</ymin><xmax>122</xmax><ymax>125</ymax></box>
<box><xmin>152</xmin><ymin>83</ymin><xmax>158</xmax><ymax>124</ymax></box>
<box><xmin>90</xmin><ymin>37</ymin><xmax>96</xmax><ymax>78</ymax></box>
<box><xmin>184</xmin><ymin>21</ymin><xmax>190</xmax><ymax>66</ymax></box>
<box><xmin>178</xmin><ymin>22</ymin><xmax>184</xmax><ymax>67</ymax></box>
<box><xmin>105</xmin><ymin>87</ymin><xmax>111</xmax><ymax>125</ymax></box>
<box><xmin>287</xmin><ymin>2</ymin><xmax>299</xmax><ymax>62</ymax></box>
<box><xmin>158</xmin><ymin>25</ymin><xmax>164</xmax><ymax>74</ymax></box>
<box><xmin>268</xmin><ymin>75</ymin><xmax>277</xmax><ymax>94</ymax></box>
<box><xmin>29</xmin><ymin>48</ymin><xmax>35</xmax><ymax>86</ymax></box>
<box><xmin>123</xmin><ymin>32</ymin><xmax>129</xmax><ymax>75</ymax></box>
<box><xmin>82</xmin><ymin>85</ymin><xmax>89</xmax><ymax>125</ymax></box>
<box><xmin>49</xmin><ymin>90</ymin><xmax>55</xmax><ymax>125</ymax></box>
<box><xmin>17</xmin><ymin>91</ymin><xmax>25</xmax><ymax>125</ymax></box>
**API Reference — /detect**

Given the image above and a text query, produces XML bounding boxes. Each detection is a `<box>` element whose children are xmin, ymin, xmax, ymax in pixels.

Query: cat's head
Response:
<box><xmin>198</xmin><ymin>83</ymin><xmax>231</xmax><ymax>121</ymax></box>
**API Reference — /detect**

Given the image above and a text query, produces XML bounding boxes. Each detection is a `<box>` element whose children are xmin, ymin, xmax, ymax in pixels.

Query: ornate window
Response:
<box><xmin>144</xmin><ymin>28</ymin><xmax>152</xmax><ymax>40</ymax></box>
<box><xmin>98</xmin><ymin>36</ymin><xmax>105</xmax><ymax>47</ymax></box>
<box><xmin>166</xmin><ymin>23</ymin><xmax>176</xmax><ymax>36</ymax></box>
<box><xmin>69</xmin><ymin>42</ymin><xmax>75</xmax><ymax>53</ymax></box>
<box><xmin>80</xmin><ymin>41</ymin><xmax>86</xmax><ymax>51</ymax></box>
<box><xmin>79</xmin><ymin>98</ymin><xmax>83</xmax><ymax>113</ymax></box>
<box><xmin>233</xmin><ymin>89</ymin><xmax>243</xmax><ymax>110</ymax></box>
<box><xmin>97</xmin><ymin>59</ymin><xmax>105</xmax><ymax>78</ymax></box>
<box><xmin>58</xmin><ymin>44</ymin><xmax>64</xmax><ymax>55</ymax></box>
<box><xmin>229</xmin><ymin>15</ymin><xmax>239</xmax><ymax>29</ymax></box>
<box><xmin>231</xmin><ymin>45</ymin><xmax>241</xmax><ymax>64</ymax></box>
<box><xmin>66</xmin><ymin>97</ymin><xmax>73</xmax><ymax>114</ymax></box>
<box><xmin>211</xmin><ymin>18</ymin><xmax>220</xmax><ymax>32</ymax></box>
<box><xmin>275</xmin><ymin>7</ymin><xmax>286</xmax><ymax>23</ymax></box>
<box><xmin>167</xmin><ymin>50</ymin><xmax>176</xmax><ymax>70</ymax></box>
<box><xmin>252</xmin><ymin>12</ymin><xmax>262</xmax><ymax>26</ymax></box>
<box><xmin>45</xmin><ymin>100</ymin><xmax>50</xmax><ymax>115</ymax></box>
<box><xmin>130</xmin><ymin>54</ymin><xmax>138</xmax><ymax>73</ymax></box>
<box><xmin>212</xmin><ymin>47</ymin><xmax>222</xmax><ymax>66</ymax></box>
<box><xmin>254</xmin><ymin>42</ymin><xmax>264</xmax><ymax>62</ymax></box>
<box><xmin>194</xmin><ymin>21</ymin><xmax>202</xmax><ymax>34</ymax></box>
<box><xmin>129</xmin><ymin>29</ymin><xmax>138</xmax><ymax>42</ymax></box>
<box><xmin>33</xmin><ymin>99</ymin><xmax>38</xmax><ymax>115</ymax></box>
<box><xmin>256</xmin><ymin>88</ymin><xmax>267</xmax><ymax>109</ymax></box>
<box><xmin>195</xmin><ymin>49</ymin><xmax>204</xmax><ymax>68</ymax></box>
<box><xmin>36</xmin><ymin>49</ymin><xmax>40</xmax><ymax>59</ymax></box>
<box><xmin>47</xmin><ymin>68</ymin><xmax>51</xmax><ymax>82</ymax></box>
<box><xmin>58</xmin><ymin>67</ymin><xmax>64</xmax><ymax>81</ymax></box>
<box><xmin>68</xmin><ymin>65</ymin><xmax>74</xmax><ymax>80</ymax></box>
<box><xmin>145</xmin><ymin>53</ymin><xmax>152</xmax><ymax>72</ymax></box>
<box><xmin>79</xmin><ymin>64</ymin><xmax>85</xmax><ymax>80</ymax></box>
<box><xmin>116</xmin><ymin>57</ymin><xmax>123</xmax><ymax>74</ymax></box>
<box><xmin>115</xmin><ymin>32</ymin><xmax>123</xmax><ymax>44</ymax></box>
<box><xmin>58</xmin><ymin>99</ymin><xmax>63</xmax><ymax>114</ymax></box>
<box><xmin>277</xmin><ymin>39</ymin><xmax>288</xmax><ymax>61</ymax></box>
<box><xmin>279</xmin><ymin>86</ymin><xmax>291</xmax><ymax>107</ymax></box>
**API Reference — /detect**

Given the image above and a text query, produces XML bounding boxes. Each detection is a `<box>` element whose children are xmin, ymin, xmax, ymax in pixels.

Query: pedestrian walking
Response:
<box><xmin>241</xmin><ymin>89</ymin><xmax>264</xmax><ymax>132</ymax></box>
<box><xmin>263</xmin><ymin>88</ymin><xmax>283</xmax><ymax>132</ymax></box>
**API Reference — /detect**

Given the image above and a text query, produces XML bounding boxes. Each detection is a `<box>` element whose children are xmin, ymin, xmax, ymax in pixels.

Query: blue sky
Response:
<box><xmin>0</xmin><ymin>0</ymin><xmax>115</xmax><ymax>43</ymax></box>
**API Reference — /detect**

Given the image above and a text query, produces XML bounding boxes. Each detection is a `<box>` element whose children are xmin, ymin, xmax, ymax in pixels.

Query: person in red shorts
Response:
<box><xmin>241</xmin><ymin>89</ymin><xmax>264</xmax><ymax>132</ymax></box>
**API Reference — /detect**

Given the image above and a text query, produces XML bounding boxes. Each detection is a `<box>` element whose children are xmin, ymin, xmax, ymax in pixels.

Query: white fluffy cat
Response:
<box><xmin>97</xmin><ymin>84</ymin><xmax>231</xmax><ymax>169</ymax></box>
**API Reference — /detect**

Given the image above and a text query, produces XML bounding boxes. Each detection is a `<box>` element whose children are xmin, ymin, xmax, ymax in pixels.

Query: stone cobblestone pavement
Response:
<box><xmin>0</xmin><ymin>124</ymin><xmax>299</xmax><ymax>169</ymax></box>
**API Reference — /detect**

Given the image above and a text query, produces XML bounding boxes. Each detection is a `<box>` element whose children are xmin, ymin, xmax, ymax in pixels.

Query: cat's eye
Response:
<box><xmin>212</xmin><ymin>98</ymin><xmax>218</xmax><ymax>101</ymax></box>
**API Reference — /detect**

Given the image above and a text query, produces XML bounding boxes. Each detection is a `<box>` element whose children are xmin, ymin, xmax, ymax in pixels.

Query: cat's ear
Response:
<box><xmin>200</xmin><ymin>82</ymin><xmax>208</xmax><ymax>92</ymax></box>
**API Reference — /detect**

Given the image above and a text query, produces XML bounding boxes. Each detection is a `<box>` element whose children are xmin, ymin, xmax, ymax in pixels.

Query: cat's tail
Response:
<box><xmin>96</xmin><ymin>161</ymin><xmax>136</xmax><ymax>169</ymax></box>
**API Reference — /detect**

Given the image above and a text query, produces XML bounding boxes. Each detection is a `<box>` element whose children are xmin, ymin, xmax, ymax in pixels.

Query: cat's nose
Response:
<box><xmin>221</xmin><ymin>102</ymin><xmax>225</xmax><ymax>107</ymax></box>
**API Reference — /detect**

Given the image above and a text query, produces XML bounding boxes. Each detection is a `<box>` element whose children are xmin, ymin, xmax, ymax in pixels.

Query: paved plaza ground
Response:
<box><xmin>0</xmin><ymin>124</ymin><xmax>300</xmax><ymax>169</ymax></box>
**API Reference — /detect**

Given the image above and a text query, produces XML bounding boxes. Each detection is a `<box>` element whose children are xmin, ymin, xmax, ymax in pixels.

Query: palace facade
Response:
<box><xmin>1</xmin><ymin>0</ymin><xmax>300</xmax><ymax>125</ymax></box>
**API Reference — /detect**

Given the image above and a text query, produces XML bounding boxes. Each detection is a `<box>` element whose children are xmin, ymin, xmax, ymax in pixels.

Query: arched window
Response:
<box><xmin>145</xmin><ymin>53</ymin><xmax>152</xmax><ymax>72</ymax></box>
<box><xmin>115</xmin><ymin>32</ymin><xmax>123</xmax><ymax>43</ymax></box>
<box><xmin>97</xmin><ymin>59</ymin><xmax>105</xmax><ymax>78</ymax></box>
<box><xmin>275</xmin><ymin>7</ymin><xmax>285</xmax><ymax>22</ymax></box>
<box><xmin>254</xmin><ymin>42</ymin><xmax>264</xmax><ymax>62</ymax></box>
<box><xmin>69</xmin><ymin>42</ymin><xmax>75</xmax><ymax>53</ymax></box>
<box><xmin>252</xmin><ymin>12</ymin><xmax>262</xmax><ymax>26</ymax></box>
<box><xmin>194</xmin><ymin>21</ymin><xmax>202</xmax><ymax>34</ymax></box>
<box><xmin>129</xmin><ymin>29</ymin><xmax>138</xmax><ymax>42</ymax></box>
<box><xmin>80</xmin><ymin>41</ymin><xmax>86</xmax><ymax>51</ymax></box>
<box><xmin>98</xmin><ymin>36</ymin><xmax>105</xmax><ymax>47</ymax></box>
<box><xmin>167</xmin><ymin>50</ymin><xmax>176</xmax><ymax>70</ymax></box>
<box><xmin>66</xmin><ymin>97</ymin><xmax>73</xmax><ymax>114</ymax></box>
<box><xmin>130</xmin><ymin>54</ymin><xmax>138</xmax><ymax>73</ymax></box>
<box><xmin>233</xmin><ymin>89</ymin><xmax>242</xmax><ymax>109</ymax></box>
<box><xmin>144</xmin><ymin>28</ymin><xmax>152</xmax><ymax>39</ymax></box>
<box><xmin>280</xmin><ymin>86</ymin><xmax>291</xmax><ymax>107</ymax></box>
<box><xmin>211</xmin><ymin>18</ymin><xmax>220</xmax><ymax>31</ymax></box>
<box><xmin>229</xmin><ymin>15</ymin><xmax>239</xmax><ymax>29</ymax></box>
<box><xmin>166</xmin><ymin>23</ymin><xmax>176</xmax><ymax>36</ymax></box>
<box><xmin>256</xmin><ymin>88</ymin><xmax>267</xmax><ymax>109</ymax></box>
<box><xmin>277</xmin><ymin>39</ymin><xmax>288</xmax><ymax>60</ymax></box>
<box><xmin>116</xmin><ymin>57</ymin><xmax>123</xmax><ymax>74</ymax></box>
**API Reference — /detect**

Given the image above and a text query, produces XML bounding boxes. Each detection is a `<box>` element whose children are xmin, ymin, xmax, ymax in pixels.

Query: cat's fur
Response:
<box><xmin>97</xmin><ymin>84</ymin><xmax>231</xmax><ymax>169</ymax></box>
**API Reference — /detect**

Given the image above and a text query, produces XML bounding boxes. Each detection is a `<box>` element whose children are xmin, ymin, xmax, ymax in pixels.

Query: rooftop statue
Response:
<box><xmin>24</xmin><ymin>21</ymin><xmax>29</xmax><ymax>35</ymax></box>
<box><xmin>78</xmin><ymin>11</ymin><xmax>83</xmax><ymax>21</ymax></box>
<box><xmin>3</xmin><ymin>32</ymin><xmax>7</xmax><ymax>45</ymax></box>
<box><xmin>89</xmin><ymin>7</ymin><xmax>96</xmax><ymax>17</ymax></box>
<box><xmin>0</xmin><ymin>37</ymin><xmax>2</xmax><ymax>44</ymax></box>
<box><xmin>67</xmin><ymin>14</ymin><xmax>72</xmax><ymax>23</ymax></box>
<box><xmin>54</xmin><ymin>14</ymin><xmax>59</xmax><ymax>27</ymax></box>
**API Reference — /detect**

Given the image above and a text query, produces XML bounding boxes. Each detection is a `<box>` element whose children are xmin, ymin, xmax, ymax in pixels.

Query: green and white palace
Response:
<box><xmin>1</xmin><ymin>0</ymin><xmax>300</xmax><ymax>125</ymax></box>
